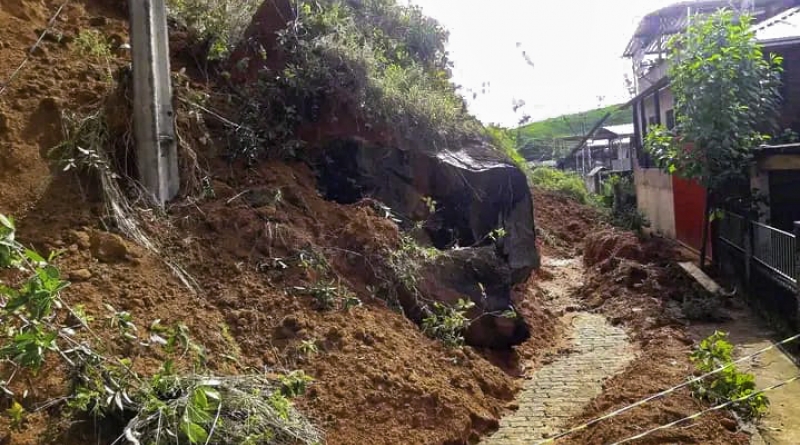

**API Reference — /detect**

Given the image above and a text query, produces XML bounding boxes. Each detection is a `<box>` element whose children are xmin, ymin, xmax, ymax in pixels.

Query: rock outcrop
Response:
<box><xmin>317</xmin><ymin>138</ymin><xmax>538</xmax><ymax>348</ymax></box>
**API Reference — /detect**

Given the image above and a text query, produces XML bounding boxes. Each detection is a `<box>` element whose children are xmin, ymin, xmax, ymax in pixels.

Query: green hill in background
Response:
<box><xmin>515</xmin><ymin>104</ymin><xmax>632</xmax><ymax>161</ymax></box>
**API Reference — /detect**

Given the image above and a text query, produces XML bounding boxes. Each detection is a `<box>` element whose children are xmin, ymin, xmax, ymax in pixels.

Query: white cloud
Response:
<box><xmin>410</xmin><ymin>0</ymin><xmax>676</xmax><ymax>126</ymax></box>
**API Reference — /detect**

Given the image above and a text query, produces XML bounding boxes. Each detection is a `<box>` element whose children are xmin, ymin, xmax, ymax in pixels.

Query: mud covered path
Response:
<box><xmin>484</xmin><ymin>258</ymin><xmax>637</xmax><ymax>444</ymax></box>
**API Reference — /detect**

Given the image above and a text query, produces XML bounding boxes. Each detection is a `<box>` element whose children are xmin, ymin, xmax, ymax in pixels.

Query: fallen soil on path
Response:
<box><xmin>560</xmin><ymin>229</ymin><xmax>748</xmax><ymax>444</ymax></box>
<box><xmin>528</xmin><ymin>196</ymin><xmax>750</xmax><ymax>444</ymax></box>
<box><xmin>0</xmin><ymin>1</ymin><xmax>559</xmax><ymax>444</ymax></box>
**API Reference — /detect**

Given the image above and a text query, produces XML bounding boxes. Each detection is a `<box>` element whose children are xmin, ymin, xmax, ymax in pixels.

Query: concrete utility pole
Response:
<box><xmin>129</xmin><ymin>0</ymin><xmax>179</xmax><ymax>205</ymax></box>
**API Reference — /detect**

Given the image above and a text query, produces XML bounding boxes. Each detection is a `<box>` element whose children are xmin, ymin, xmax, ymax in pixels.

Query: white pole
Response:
<box><xmin>129</xmin><ymin>0</ymin><xmax>179</xmax><ymax>205</ymax></box>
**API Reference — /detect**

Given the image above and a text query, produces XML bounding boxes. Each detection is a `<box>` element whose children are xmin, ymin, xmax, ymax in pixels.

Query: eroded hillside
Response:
<box><xmin>0</xmin><ymin>0</ymin><xmax>557</xmax><ymax>444</ymax></box>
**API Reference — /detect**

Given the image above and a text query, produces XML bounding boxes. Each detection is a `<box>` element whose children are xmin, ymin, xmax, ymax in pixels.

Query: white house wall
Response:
<box><xmin>634</xmin><ymin>166</ymin><xmax>677</xmax><ymax>238</ymax></box>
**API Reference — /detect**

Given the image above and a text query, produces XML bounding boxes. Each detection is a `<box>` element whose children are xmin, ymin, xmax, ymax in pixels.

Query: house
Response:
<box><xmin>625</xmin><ymin>0</ymin><xmax>800</xmax><ymax>250</ymax></box>
<box><xmin>558</xmin><ymin>123</ymin><xmax>635</xmax><ymax>175</ymax></box>
<box><xmin>625</xmin><ymin>0</ymin><xmax>800</xmax><ymax>327</ymax></box>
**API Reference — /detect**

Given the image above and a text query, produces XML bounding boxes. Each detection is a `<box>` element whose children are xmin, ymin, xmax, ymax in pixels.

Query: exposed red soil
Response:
<box><xmin>558</xmin><ymin>229</ymin><xmax>748</xmax><ymax>444</ymax></box>
<box><xmin>0</xmin><ymin>1</ymin><xmax>558</xmax><ymax>444</ymax></box>
<box><xmin>532</xmin><ymin>188</ymin><xmax>608</xmax><ymax>257</ymax></box>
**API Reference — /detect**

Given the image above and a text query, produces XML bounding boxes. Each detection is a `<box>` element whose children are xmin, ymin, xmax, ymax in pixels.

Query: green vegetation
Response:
<box><xmin>228</xmin><ymin>0</ymin><xmax>481</xmax><ymax>159</ymax></box>
<box><xmin>644</xmin><ymin>10</ymin><xmax>782</xmax><ymax>264</ymax></box>
<box><xmin>386</xmin><ymin>235</ymin><xmax>441</xmax><ymax>298</ymax></box>
<box><xmin>74</xmin><ymin>29</ymin><xmax>113</xmax><ymax>60</ymax></box>
<box><xmin>691</xmin><ymin>331</ymin><xmax>769</xmax><ymax>419</ymax></box>
<box><xmin>0</xmin><ymin>214</ymin><xmax>322</xmax><ymax>444</ymax></box>
<box><xmin>422</xmin><ymin>299</ymin><xmax>475</xmax><ymax>348</ymax></box>
<box><xmin>530</xmin><ymin>167</ymin><xmax>592</xmax><ymax>204</ymax></box>
<box><xmin>294</xmin><ymin>279</ymin><xmax>362</xmax><ymax>311</ymax></box>
<box><xmin>486</xmin><ymin>125</ymin><xmax>531</xmax><ymax>174</ymax></box>
<box><xmin>167</xmin><ymin>0</ymin><xmax>261</xmax><ymax>60</ymax></box>
<box><xmin>599</xmin><ymin>174</ymin><xmax>649</xmax><ymax>233</ymax></box>
<box><xmin>516</xmin><ymin>104</ymin><xmax>631</xmax><ymax>161</ymax></box>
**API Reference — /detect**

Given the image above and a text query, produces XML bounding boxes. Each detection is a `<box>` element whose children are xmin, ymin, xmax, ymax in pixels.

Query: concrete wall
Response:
<box><xmin>634</xmin><ymin>166</ymin><xmax>676</xmax><ymax>238</ymax></box>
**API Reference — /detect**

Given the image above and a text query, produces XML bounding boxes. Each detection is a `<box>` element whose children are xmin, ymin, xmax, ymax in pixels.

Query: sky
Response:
<box><xmin>409</xmin><ymin>0</ymin><xmax>679</xmax><ymax>127</ymax></box>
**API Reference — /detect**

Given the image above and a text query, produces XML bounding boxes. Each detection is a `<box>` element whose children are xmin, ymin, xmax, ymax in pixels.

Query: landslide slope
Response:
<box><xmin>0</xmin><ymin>1</ymin><xmax>555</xmax><ymax>444</ymax></box>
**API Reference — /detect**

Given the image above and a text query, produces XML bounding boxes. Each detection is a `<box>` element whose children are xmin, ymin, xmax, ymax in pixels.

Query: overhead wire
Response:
<box><xmin>534</xmin><ymin>332</ymin><xmax>800</xmax><ymax>444</ymax></box>
<box><xmin>609</xmin><ymin>374</ymin><xmax>800</xmax><ymax>445</ymax></box>
<box><xmin>0</xmin><ymin>0</ymin><xmax>71</xmax><ymax>96</ymax></box>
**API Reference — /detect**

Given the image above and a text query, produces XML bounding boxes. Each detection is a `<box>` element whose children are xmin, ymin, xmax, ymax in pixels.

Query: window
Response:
<box><xmin>666</xmin><ymin>109</ymin><xmax>675</xmax><ymax>130</ymax></box>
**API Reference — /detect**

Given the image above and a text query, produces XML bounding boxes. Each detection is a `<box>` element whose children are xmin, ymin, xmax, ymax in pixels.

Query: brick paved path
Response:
<box><xmin>484</xmin><ymin>258</ymin><xmax>636</xmax><ymax>444</ymax></box>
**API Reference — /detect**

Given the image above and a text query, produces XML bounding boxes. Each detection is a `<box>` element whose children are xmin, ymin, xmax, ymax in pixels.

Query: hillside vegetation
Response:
<box><xmin>516</xmin><ymin>104</ymin><xmax>632</xmax><ymax>161</ymax></box>
<box><xmin>0</xmin><ymin>1</ymin><xmax>552</xmax><ymax>444</ymax></box>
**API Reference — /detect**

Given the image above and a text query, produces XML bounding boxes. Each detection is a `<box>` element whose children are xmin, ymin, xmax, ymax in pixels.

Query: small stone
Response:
<box><xmin>720</xmin><ymin>417</ymin><xmax>737</xmax><ymax>431</ymax></box>
<box><xmin>71</xmin><ymin>230</ymin><xmax>91</xmax><ymax>249</ymax></box>
<box><xmin>69</xmin><ymin>269</ymin><xmax>93</xmax><ymax>281</ymax></box>
<box><xmin>90</xmin><ymin>231</ymin><xmax>130</xmax><ymax>263</ymax></box>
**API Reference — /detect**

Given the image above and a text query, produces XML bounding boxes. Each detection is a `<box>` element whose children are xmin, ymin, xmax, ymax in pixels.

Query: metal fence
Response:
<box><xmin>752</xmin><ymin>221</ymin><xmax>797</xmax><ymax>285</ymax></box>
<box><xmin>718</xmin><ymin>212</ymin><xmax>747</xmax><ymax>252</ymax></box>
<box><xmin>717</xmin><ymin>212</ymin><xmax>797</xmax><ymax>288</ymax></box>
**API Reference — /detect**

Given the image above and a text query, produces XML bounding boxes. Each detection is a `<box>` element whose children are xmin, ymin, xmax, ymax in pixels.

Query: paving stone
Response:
<box><xmin>482</xmin><ymin>257</ymin><xmax>637</xmax><ymax>444</ymax></box>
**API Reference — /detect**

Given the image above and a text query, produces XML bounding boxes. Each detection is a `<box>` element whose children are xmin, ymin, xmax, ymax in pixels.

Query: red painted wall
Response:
<box><xmin>672</xmin><ymin>175</ymin><xmax>711</xmax><ymax>255</ymax></box>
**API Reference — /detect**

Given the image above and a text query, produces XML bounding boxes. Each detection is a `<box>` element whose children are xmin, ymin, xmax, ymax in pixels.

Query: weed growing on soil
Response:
<box><xmin>123</xmin><ymin>374</ymin><xmax>323</xmax><ymax>445</ymax></box>
<box><xmin>74</xmin><ymin>29</ymin><xmax>112</xmax><ymax>60</ymax></box>
<box><xmin>387</xmin><ymin>235</ymin><xmax>440</xmax><ymax>296</ymax></box>
<box><xmin>294</xmin><ymin>280</ymin><xmax>361</xmax><ymax>311</ymax></box>
<box><xmin>422</xmin><ymin>299</ymin><xmax>475</xmax><ymax>347</ymax></box>
<box><xmin>0</xmin><ymin>214</ymin><xmax>323</xmax><ymax>443</ymax></box>
<box><xmin>51</xmin><ymin>110</ymin><xmax>118</xmax><ymax>177</ymax></box>
<box><xmin>296</xmin><ymin>339</ymin><xmax>319</xmax><ymax>358</ymax></box>
<box><xmin>167</xmin><ymin>0</ymin><xmax>261</xmax><ymax>59</ymax></box>
<box><xmin>5</xmin><ymin>400</ymin><xmax>25</xmax><ymax>429</ymax></box>
<box><xmin>690</xmin><ymin>331</ymin><xmax>769</xmax><ymax>419</ymax></box>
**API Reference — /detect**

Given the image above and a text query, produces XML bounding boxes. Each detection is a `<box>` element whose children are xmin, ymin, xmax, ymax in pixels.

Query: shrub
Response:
<box><xmin>421</xmin><ymin>299</ymin><xmax>474</xmax><ymax>347</ymax></box>
<box><xmin>690</xmin><ymin>331</ymin><xmax>769</xmax><ymax>419</ymax></box>
<box><xmin>166</xmin><ymin>0</ymin><xmax>262</xmax><ymax>59</ymax></box>
<box><xmin>530</xmin><ymin>167</ymin><xmax>591</xmax><ymax>204</ymax></box>
<box><xmin>485</xmin><ymin>125</ymin><xmax>532</xmax><ymax>175</ymax></box>
<box><xmin>0</xmin><ymin>215</ymin><xmax>324</xmax><ymax>443</ymax></box>
<box><xmin>124</xmin><ymin>374</ymin><xmax>323</xmax><ymax>445</ymax></box>
<box><xmin>599</xmin><ymin>174</ymin><xmax>649</xmax><ymax>233</ymax></box>
<box><xmin>230</xmin><ymin>0</ymin><xmax>481</xmax><ymax>159</ymax></box>
<box><xmin>74</xmin><ymin>29</ymin><xmax>112</xmax><ymax>60</ymax></box>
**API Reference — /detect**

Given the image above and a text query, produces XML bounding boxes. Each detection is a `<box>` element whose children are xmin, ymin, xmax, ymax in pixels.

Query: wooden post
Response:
<box><xmin>129</xmin><ymin>0</ymin><xmax>179</xmax><ymax>205</ymax></box>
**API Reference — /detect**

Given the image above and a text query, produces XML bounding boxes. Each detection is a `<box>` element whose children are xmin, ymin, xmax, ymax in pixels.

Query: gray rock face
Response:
<box><xmin>316</xmin><ymin>138</ymin><xmax>539</xmax><ymax>348</ymax></box>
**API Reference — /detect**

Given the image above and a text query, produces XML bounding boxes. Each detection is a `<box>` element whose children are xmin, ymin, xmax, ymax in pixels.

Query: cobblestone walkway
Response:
<box><xmin>484</xmin><ymin>258</ymin><xmax>636</xmax><ymax>445</ymax></box>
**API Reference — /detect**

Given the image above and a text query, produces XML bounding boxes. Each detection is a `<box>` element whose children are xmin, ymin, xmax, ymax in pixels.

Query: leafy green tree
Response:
<box><xmin>645</xmin><ymin>10</ymin><xmax>782</xmax><ymax>266</ymax></box>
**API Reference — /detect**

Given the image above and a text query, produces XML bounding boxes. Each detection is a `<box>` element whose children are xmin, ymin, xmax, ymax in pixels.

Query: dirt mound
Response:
<box><xmin>583</xmin><ymin>229</ymin><xmax>644</xmax><ymax>268</ymax></box>
<box><xmin>563</xmin><ymin>334</ymin><xmax>748</xmax><ymax>445</ymax></box>
<box><xmin>565</xmin><ymin>228</ymin><xmax>746</xmax><ymax>444</ymax></box>
<box><xmin>0</xmin><ymin>1</ymin><xmax>558</xmax><ymax>444</ymax></box>
<box><xmin>532</xmin><ymin>188</ymin><xmax>607</xmax><ymax>257</ymax></box>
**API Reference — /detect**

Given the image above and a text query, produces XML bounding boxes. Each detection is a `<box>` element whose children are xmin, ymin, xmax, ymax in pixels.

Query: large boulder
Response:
<box><xmin>316</xmin><ymin>138</ymin><xmax>539</xmax><ymax>348</ymax></box>
<box><xmin>317</xmin><ymin>138</ymin><xmax>539</xmax><ymax>280</ymax></box>
<box><xmin>417</xmin><ymin>247</ymin><xmax>531</xmax><ymax>349</ymax></box>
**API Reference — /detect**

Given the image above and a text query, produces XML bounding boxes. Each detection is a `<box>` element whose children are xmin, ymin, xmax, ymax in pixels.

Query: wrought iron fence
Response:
<box><xmin>752</xmin><ymin>221</ymin><xmax>797</xmax><ymax>285</ymax></box>
<box><xmin>718</xmin><ymin>212</ymin><xmax>747</xmax><ymax>252</ymax></box>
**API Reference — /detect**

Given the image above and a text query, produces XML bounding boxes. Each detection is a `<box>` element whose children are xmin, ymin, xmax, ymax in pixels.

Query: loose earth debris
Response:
<box><xmin>485</xmin><ymin>257</ymin><xmax>635</xmax><ymax>444</ymax></box>
<box><xmin>0</xmin><ymin>1</ymin><xmax>559</xmax><ymax>444</ymax></box>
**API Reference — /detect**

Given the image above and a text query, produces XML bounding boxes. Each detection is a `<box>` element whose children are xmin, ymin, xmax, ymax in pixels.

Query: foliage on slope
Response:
<box><xmin>516</xmin><ymin>104</ymin><xmax>632</xmax><ymax>161</ymax></box>
<box><xmin>0</xmin><ymin>0</ymin><xmax>557</xmax><ymax>444</ymax></box>
<box><xmin>196</xmin><ymin>0</ymin><xmax>484</xmax><ymax>159</ymax></box>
